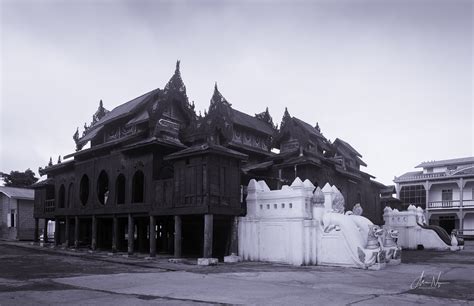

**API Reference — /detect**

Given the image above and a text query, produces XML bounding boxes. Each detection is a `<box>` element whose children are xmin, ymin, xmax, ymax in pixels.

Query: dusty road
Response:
<box><xmin>0</xmin><ymin>241</ymin><xmax>473</xmax><ymax>305</ymax></box>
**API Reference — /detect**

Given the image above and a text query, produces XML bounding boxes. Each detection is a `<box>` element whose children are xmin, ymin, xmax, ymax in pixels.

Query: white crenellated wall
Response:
<box><xmin>383</xmin><ymin>205</ymin><xmax>460</xmax><ymax>251</ymax></box>
<box><xmin>239</xmin><ymin>178</ymin><xmax>317</xmax><ymax>266</ymax></box>
<box><xmin>239</xmin><ymin>177</ymin><xmax>399</xmax><ymax>269</ymax></box>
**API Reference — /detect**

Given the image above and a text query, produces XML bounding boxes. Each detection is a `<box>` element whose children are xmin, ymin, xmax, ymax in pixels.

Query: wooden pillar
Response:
<box><xmin>229</xmin><ymin>216</ymin><xmax>239</xmax><ymax>255</ymax></box>
<box><xmin>203</xmin><ymin>214</ymin><xmax>213</xmax><ymax>258</ymax></box>
<box><xmin>138</xmin><ymin>219</ymin><xmax>146</xmax><ymax>252</ymax></box>
<box><xmin>112</xmin><ymin>216</ymin><xmax>118</xmax><ymax>253</ymax></box>
<box><xmin>34</xmin><ymin>218</ymin><xmax>39</xmax><ymax>243</ymax></box>
<box><xmin>459</xmin><ymin>178</ymin><xmax>464</xmax><ymax>233</ymax></box>
<box><xmin>128</xmin><ymin>214</ymin><xmax>134</xmax><ymax>255</ymax></box>
<box><xmin>149</xmin><ymin>215</ymin><xmax>156</xmax><ymax>257</ymax></box>
<box><xmin>174</xmin><ymin>215</ymin><xmax>182</xmax><ymax>258</ymax></box>
<box><xmin>65</xmin><ymin>217</ymin><xmax>70</xmax><ymax>247</ymax></box>
<box><xmin>160</xmin><ymin>220</ymin><xmax>167</xmax><ymax>252</ymax></box>
<box><xmin>91</xmin><ymin>215</ymin><xmax>97</xmax><ymax>251</ymax></box>
<box><xmin>54</xmin><ymin>218</ymin><xmax>60</xmax><ymax>246</ymax></box>
<box><xmin>43</xmin><ymin>218</ymin><xmax>49</xmax><ymax>243</ymax></box>
<box><xmin>74</xmin><ymin>216</ymin><xmax>79</xmax><ymax>248</ymax></box>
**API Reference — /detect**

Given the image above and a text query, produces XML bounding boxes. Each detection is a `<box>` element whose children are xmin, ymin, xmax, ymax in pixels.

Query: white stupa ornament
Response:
<box><xmin>312</xmin><ymin>186</ymin><xmax>325</xmax><ymax>205</ymax></box>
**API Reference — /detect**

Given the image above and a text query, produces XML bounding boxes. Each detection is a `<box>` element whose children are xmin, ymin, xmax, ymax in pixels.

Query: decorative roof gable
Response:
<box><xmin>164</xmin><ymin>60</ymin><xmax>187</xmax><ymax>98</ymax></box>
<box><xmin>274</xmin><ymin>108</ymin><xmax>328</xmax><ymax>151</ymax></box>
<box><xmin>255</xmin><ymin>107</ymin><xmax>276</xmax><ymax>130</ymax></box>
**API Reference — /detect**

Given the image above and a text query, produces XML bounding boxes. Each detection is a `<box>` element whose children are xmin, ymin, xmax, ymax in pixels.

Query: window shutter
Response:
<box><xmin>7</xmin><ymin>213</ymin><xmax>11</xmax><ymax>227</ymax></box>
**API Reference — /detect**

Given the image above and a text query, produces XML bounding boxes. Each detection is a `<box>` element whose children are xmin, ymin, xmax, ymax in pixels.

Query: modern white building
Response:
<box><xmin>394</xmin><ymin>157</ymin><xmax>474</xmax><ymax>236</ymax></box>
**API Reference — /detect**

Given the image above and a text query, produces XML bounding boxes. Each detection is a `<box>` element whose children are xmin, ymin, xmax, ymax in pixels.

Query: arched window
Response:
<box><xmin>67</xmin><ymin>183</ymin><xmax>74</xmax><ymax>208</ymax></box>
<box><xmin>116</xmin><ymin>174</ymin><xmax>126</xmax><ymax>205</ymax></box>
<box><xmin>58</xmin><ymin>185</ymin><xmax>65</xmax><ymax>208</ymax></box>
<box><xmin>79</xmin><ymin>175</ymin><xmax>90</xmax><ymax>206</ymax></box>
<box><xmin>97</xmin><ymin>170</ymin><xmax>109</xmax><ymax>205</ymax></box>
<box><xmin>132</xmin><ymin>170</ymin><xmax>145</xmax><ymax>203</ymax></box>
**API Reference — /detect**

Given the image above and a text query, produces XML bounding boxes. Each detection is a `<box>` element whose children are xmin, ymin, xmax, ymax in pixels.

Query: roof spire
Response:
<box><xmin>280</xmin><ymin>107</ymin><xmax>291</xmax><ymax>131</ymax></box>
<box><xmin>92</xmin><ymin>99</ymin><xmax>109</xmax><ymax>124</ymax></box>
<box><xmin>164</xmin><ymin>60</ymin><xmax>187</xmax><ymax>97</ymax></box>
<box><xmin>255</xmin><ymin>106</ymin><xmax>276</xmax><ymax>129</ymax></box>
<box><xmin>315</xmin><ymin>122</ymin><xmax>320</xmax><ymax>133</ymax></box>
<box><xmin>210</xmin><ymin>82</ymin><xmax>231</xmax><ymax>107</ymax></box>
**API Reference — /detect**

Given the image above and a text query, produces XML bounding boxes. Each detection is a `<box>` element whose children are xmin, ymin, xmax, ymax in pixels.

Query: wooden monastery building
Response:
<box><xmin>33</xmin><ymin>61</ymin><xmax>385</xmax><ymax>259</ymax></box>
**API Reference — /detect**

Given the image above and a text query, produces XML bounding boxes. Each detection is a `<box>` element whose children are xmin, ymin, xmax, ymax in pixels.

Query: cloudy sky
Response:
<box><xmin>1</xmin><ymin>0</ymin><xmax>472</xmax><ymax>185</ymax></box>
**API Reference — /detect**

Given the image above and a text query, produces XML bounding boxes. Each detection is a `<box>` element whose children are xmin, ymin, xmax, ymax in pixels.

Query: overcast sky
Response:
<box><xmin>1</xmin><ymin>0</ymin><xmax>472</xmax><ymax>185</ymax></box>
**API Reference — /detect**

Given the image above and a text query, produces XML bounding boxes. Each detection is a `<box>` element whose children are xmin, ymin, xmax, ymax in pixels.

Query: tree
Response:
<box><xmin>0</xmin><ymin>169</ymin><xmax>39</xmax><ymax>187</ymax></box>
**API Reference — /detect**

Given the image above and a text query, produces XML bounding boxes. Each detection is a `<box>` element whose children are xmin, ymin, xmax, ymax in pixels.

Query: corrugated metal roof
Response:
<box><xmin>126</xmin><ymin>109</ymin><xmax>150</xmax><ymax>126</ymax></box>
<box><xmin>80</xmin><ymin>88</ymin><xmax>158</xmax><ymax>139</ymax></box>
<box><xmin>293</xmin><ymin>117</ymin><xmax>324</xmax><ymax>139</ymax></box>
<box><xmin>0</xmin><ymin>186</ymin><xmax>34</xmax><ymax>200</ymax></box>
<box><xmin>242</xmin><ymin>161</ymin><xmax>274</xmax><ymax>172</ymax></box>
<box><xmin>333</xmin><ymin>138</ymin><xmax>362</xmax><ymax>157</ymax></box>
<box><xmin>231</xmin><ymin>109</ymin><xmax>275</xmax><ymax>136</ymax></box>
<box><xmin>78</xmin><ymin>125</ymin><xmax>104</xmax><ymax>145</ymax></box>
<box><xmin>415</xmin><ymin>157</ymin><xmax>474</xmax><ymax>168</ymax></box>
<box><xmin>395</xmin><ymin>171</ymin><xmax>424</xmax><ymax>180</ymax></box>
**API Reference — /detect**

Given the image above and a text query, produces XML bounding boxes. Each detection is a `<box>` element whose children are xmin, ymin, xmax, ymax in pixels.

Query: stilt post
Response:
<box><xmin>74</xmin><ymin>216</ymin><xmax>79</xmax><ymax>248</ymax></box>
<box><xmin>174</xmin><ymin>215</ymin><xmax>182</xmax><ymax>258</ymax></box>
<box><xmin>203</xmin><ymin>214</ymin><xmax>213</xmax><ymax>258</ymax></box>
<box><xmin>91</xmin><ymin>215</ymin><xmax>97</xmax><ymax>251</ymax></box>
<box><xmin>128</xmin><ymin>214</ymin><xmax>134</xmax><ymax>255</ymax></box>
<box><xmin>112</xmin><ymin>215</ymin><xmax>118</xmax><ymax>253</ymax></box>
<box><xmin>149</xmin><ymin>215</ymin><xmax>156</xmax><ymax>257</ymax></box>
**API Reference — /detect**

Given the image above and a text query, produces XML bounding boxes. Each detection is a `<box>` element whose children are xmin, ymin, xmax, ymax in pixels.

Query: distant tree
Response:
<box><xmin>0</xmin><ymin>169</ymin><xmax>39</xmax><ymax>187</ymax></box>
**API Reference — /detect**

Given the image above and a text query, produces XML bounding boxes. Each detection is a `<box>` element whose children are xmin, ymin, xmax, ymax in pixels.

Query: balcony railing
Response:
<box><xmin>44</xmin><ymin>199</ymin><xmax>55</xmax><ymax>213</ymax></box>
<box><xmin>428</xmin><ymin>199</ymin><xmax>474</xmax><ymax>209</ymax></box>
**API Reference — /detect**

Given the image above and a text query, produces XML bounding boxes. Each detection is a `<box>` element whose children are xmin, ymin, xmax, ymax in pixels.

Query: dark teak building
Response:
<box><xmin>33</xmin><ymin>61</ymin><xmax>385</xmax><ymax>259</ymax></box>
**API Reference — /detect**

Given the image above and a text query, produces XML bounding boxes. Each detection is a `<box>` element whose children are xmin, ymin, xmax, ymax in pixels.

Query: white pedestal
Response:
<box><xmin>197</xmin><ymin>258</ymin><xmax>218</xmax><ymax>266</ymax></box>
<box><xmin>224</xmin><ymin>254</ymin><xmax>242</xmax><ymax>263</ymax></box>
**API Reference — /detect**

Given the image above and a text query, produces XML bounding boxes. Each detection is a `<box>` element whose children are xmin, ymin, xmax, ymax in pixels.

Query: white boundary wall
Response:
<box><xmin>239</xmin><ymin>178</ymin><xmax>397</xmax><ymax>269</ymax></box>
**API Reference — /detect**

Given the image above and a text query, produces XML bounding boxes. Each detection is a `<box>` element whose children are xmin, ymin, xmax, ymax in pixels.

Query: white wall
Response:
<box><xmin>0</xmin><ymin>194</ymin><xmax>18</xmax><ymax>240</ymax></box>
<box><xmin>239</xmin><ymin>178</ymin><xmax>396</xmax><ymax>269</ymax></box>
<box><xmin>429</xmin><ymin>183</ymin><xmax>460</xmax><ymax>201</ymax></box>
<box><xmin>463</xmin><ymin>213</ymin><xmax>474</xmax><ymax>231</ymax></box>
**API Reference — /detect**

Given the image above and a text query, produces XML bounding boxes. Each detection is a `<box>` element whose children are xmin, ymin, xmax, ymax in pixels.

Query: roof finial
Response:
<box><xmin>176</xmin><ymin>60</ymin><xmax>180</xmax><ymax>73</ymax></box>
<box><xmin>99</xmin><ymin>99</ymin><xmax>103</xmax><ymax>108</ymax></box>
<box><xmin>214</xmin><ymin>81</ymin><xmax>218</xmax><ymax>92</ymax></box>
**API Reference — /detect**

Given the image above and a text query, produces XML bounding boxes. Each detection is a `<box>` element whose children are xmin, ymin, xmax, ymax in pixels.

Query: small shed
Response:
<box><xmin>0</xmin><ymin>186</ymin><xmax>36</xmax><ymax>240</ymax></box>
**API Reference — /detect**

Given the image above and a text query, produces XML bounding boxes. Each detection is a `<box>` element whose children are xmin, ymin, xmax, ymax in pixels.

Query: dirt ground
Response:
<box><xmin>0</xmin><ymin>241</ymin><xmax>473</xmax><ymax>305</ymax></box>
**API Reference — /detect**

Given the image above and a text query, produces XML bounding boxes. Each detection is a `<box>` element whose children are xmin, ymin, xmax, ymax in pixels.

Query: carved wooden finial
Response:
<box><xmin>315</xmin><ymin>122</ymin><xmax>320</xmax><ymax>132</ymax></box>
<box><xmin>73</xmin><ymin>127</ymin><xmax>79</xmax><ymax>142</ymax></box>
